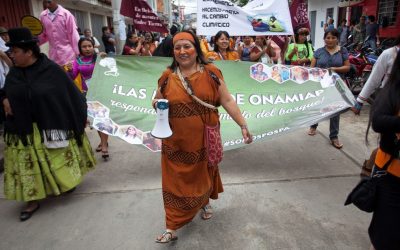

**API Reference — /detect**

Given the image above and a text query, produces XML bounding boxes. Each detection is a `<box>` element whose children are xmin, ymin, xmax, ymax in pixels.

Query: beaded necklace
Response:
<box><xmin>77</xmin><ymin>55</ymin><xmax>94</xmax><ymax>65</ymax></box>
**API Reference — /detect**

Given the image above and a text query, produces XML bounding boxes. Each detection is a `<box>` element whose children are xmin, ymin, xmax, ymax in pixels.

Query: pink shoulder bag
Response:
<box><xmin>177</xmin><ymin>67</ymin><xmax>223</xmax><ymax>166</ymax></box>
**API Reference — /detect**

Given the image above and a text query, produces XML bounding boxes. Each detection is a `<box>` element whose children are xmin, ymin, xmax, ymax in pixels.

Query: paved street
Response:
<box><xmin>0</xmin><ymin>107</ymin><xmax>377</xmax><ymax>250</ymax></box>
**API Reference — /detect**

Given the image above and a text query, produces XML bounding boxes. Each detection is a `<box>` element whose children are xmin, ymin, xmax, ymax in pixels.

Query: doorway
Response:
<box><xmin>309</xmin><ymin>11</ymin><xmax>317</xmax><ymax>47</ymax></box>
<box><xmin>350</xmin><ymin>6</ymin><xmax>363</xmax><ymax>24</ymax></box>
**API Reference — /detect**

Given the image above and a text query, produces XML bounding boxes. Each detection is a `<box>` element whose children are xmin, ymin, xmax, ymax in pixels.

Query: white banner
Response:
<box><xmin>197</xmin><ymin>0</ymin><xmax>294</xmax><ymax>36</ymax></box>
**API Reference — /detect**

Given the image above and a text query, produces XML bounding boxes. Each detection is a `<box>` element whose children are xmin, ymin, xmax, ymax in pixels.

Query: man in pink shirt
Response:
<box><xmin>38</xmin><ymin>0</ymin><xmax>80</xmax><ymax>67</ymax></box>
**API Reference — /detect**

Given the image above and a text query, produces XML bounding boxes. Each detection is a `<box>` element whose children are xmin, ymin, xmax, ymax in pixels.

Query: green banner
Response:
<box><xmin>88</xmin><ymin>56</ymin><xmax>356</xmax><ymax>152</ymax></box>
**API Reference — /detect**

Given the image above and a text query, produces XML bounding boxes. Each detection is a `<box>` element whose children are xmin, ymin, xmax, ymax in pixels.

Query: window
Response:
<box><xmin>67</xmin><ymin>9</ymin><xmax>87</xmax><ymax>32</ymax></box>
<box><xmin>326</xmin><ymin>8</ymin><xmax>334</xmax><ymax>21</ymax></box>
<box><xmin>378</xmin><ymin>0</ymin><xmax>399</xmax><ymax>27</ymax></box>
<box><xmin>91</xmin><ymin>13</ymin><xmax>105</xmax><ymax>52</ymax></box>
<box><xmin>98</xmin><ymin>0</ymin><xmax>112</xmax><ymax>5</ymax></box>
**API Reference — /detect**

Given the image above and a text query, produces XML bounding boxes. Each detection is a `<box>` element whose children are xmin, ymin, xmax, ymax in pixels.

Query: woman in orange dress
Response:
<box><xmin>205</xmin><ymin>31</ymin><xmax>240</xmax><ymax>61</ymax></box>
<box><xmin>153</xmin><ymin>31</ymin><xmax>253</xmax><ymax>243</ymax></box>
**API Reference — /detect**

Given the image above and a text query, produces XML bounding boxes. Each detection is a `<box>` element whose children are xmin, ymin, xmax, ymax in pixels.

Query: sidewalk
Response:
<box><xmin>0</xmin><ymin>107</ymin><xmax>376</xmax><ymax>250</ymax></box>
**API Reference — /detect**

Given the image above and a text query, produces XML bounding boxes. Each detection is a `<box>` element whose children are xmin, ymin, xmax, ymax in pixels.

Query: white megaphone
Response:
<box><xmin>151</xmin><ymin>99</ymin><xmax>173</xmax><ymax>139</ymax></box>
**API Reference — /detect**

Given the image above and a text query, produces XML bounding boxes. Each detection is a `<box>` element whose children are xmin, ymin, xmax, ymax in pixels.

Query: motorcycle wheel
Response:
<box><xmin>362</xmin><ymin>71</ymin><xmax>371</xmax><ymax>86</ymax></box>
<box><xmin>348</xmin><ymin>77</ymin><xmax>362</xmax><ymax>95</ymax></box>
<box><xmin>350</xmin><ymin>71</ymin><xmax>371</xmax><ymax>95</ymax></box>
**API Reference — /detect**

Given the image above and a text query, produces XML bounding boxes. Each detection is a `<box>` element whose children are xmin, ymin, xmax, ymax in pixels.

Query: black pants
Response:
<box><xmin>0</xmin><ymin>103</ymin><xmax>4</xmax><ymax>173</ymax></box>
<box><xmin>368</xmin><ymin>173</ymin><xmax>400</xmax><ymax>250</ymax></box>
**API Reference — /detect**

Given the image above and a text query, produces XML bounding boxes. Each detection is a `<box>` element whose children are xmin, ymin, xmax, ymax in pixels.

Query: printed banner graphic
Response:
<box><xmin>88</xmin><ymin>56</ymin><xmax>356</xmax><ymax>152</ymax></box>
<box><xmin>197</xmin><ymin>0</ymin><xmax>294</xmax><ymax>36</ymax></box>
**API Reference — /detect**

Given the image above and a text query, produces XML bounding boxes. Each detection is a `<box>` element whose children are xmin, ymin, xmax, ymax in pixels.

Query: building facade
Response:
<box><xmin>361</xmin><ymin>0</ymin><xmax>400</xmax><ymax>38</ymax></box>
<box><xmin>0</xmin><ymin>0</ymin><xmax>113</xmax><ymax>51</ymax></box>
<box><xmin>308</xmin><ymin>0</ymin><xmax>399</xmax><ymax>49</ymax></box>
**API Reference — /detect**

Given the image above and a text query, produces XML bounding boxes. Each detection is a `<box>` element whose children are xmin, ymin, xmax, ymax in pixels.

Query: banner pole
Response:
<box><xmin>112</xmin><ymin>0</ymin><xmax>122</xmax><ymax>54</ymax></box>
<box><xmin>292</xmin><ymin>35</ymin><xmax>299</xmax><ymax>58</ymax></box>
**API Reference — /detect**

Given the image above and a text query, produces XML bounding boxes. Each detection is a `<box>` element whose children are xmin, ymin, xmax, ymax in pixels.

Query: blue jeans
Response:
<box><xmin>311</xmin><ymin>114</ymin><xmax>340</xmax><ymax>139</ymax></box>
<box><xmin>366</xmin><ymin>38</ymin><xmax>377</xmax><ymax>51</ymax></box>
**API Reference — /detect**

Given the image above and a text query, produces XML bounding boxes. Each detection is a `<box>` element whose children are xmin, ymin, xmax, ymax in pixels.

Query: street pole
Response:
<box><xmin>112</xmin><ymin>0</ymin><xmax>123</xmax><ymax>54</ymax></box>
<box><xmin>169</xmin><ymin>0</ymin><xmax>173</xmax><ymax>27</ymax></box>
<box><xmin>178</xmin><ymin>0</ymin><xmax>181</xmax><ymax>23</ymax></box>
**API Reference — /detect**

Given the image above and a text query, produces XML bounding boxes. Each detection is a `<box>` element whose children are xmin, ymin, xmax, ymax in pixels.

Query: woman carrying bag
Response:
<box><xmin>1</xmin><ymin>28</ymin><xmax>95</xmax><ymax>221</ymax></box>
<box><xmin>367</xmin><ymin>50</ymin><xmax>400</xmax><ymax>250</ymax></box>
<box><xmin>152</xmin><ymin>31</ymin><xmax>252</xmax><ymax>243</ymax></box>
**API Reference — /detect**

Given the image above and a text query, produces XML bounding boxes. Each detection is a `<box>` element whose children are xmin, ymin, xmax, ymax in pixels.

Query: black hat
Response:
<box><xmin>5</xmin><ymin>27</ymin><xmax>38</xmax><ymax>47</ymax></box>
<box><xmin>0</xmin><ymin>27</ymin><xmax>8</xmax><ymax>34</ymax></box>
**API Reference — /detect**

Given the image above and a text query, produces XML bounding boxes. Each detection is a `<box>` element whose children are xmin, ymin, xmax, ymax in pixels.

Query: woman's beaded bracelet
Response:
<box><xmin>240</xmin><ymin>125</ymin><xmax>248</xmax><ymax>130</ymax></box>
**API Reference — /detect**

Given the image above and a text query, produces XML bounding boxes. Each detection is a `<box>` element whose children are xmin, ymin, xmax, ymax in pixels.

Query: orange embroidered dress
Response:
<box><xmin>158</xmin><ymin>64</ymin><xmax>224</xmax><ymax>230</ymax></box>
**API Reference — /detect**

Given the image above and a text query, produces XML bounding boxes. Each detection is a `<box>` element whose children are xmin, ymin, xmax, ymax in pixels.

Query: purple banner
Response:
<box><xmin>120</xmin><ymin>0</ymin><xmax>168</xmax><ymax>33</ymax></box>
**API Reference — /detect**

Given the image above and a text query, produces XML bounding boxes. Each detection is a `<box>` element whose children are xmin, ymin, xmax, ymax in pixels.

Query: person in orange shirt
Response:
<box><xmin>140</xmin><ymin>32</ymin><xmax>157</xmax><ymax>56</ymax></box>
<box><xmin>199</xmin><ymin>36</ymin><xmax>210</xmax><ymax>56</ymax></box>
<box><xmin>367</xmin><ymin>50</ymin><xmax>400</xmax><ymax>250</ymax></box>
<box><xmin>229</xmin><ymin>36</ymin><xmax>235</xmax><ymax>50</ymax></box>
<box><xmin>205</xmin><ymin>31</ymin><xmax>239</xmax><ymax>61</ymax></box>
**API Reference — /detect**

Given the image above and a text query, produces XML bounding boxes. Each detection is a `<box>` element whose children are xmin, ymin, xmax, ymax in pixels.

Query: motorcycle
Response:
<box><xmin>344</xmin><ymin>36</ymin><xmax>377</xmax><ymax>95</ymax></box>
<box><xmin>357</xmin><ymin>38</ymin><xmax>396</xmax><ymax>104</ymax></box>
<box><xmin>371</xmin><ymin>38</ymin><xmax>397</xmax><ymax>59</ymax></box>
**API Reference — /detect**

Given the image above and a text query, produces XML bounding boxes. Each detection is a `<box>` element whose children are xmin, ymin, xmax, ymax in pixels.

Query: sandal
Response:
<box><xmin>201</xmin><ymin>204</ymin><xmax>213</xmax><ymax>220</ymax></box>
<box><xmin>96</xmin><ymin>143</ymin><xmax>109</xmax><ymax>152</ymax></box>
<box><xmin>155</xmin><ymin>231</ymin><xmax>178</xmax><ymax>243</ymax></box>
<box><xmin>308</xmin><ymin>127</ymin><xmax>317</xmax><ymax>136</ymax></box>
<box><xmin>331</xmin><ymin>139</ymin><xmax>343</xmax><ymax>149</ymax></box>
<box><xmin>101</xmin><ymin>150</ymin><xmax>109</xmax><ymax>160</ymax></box>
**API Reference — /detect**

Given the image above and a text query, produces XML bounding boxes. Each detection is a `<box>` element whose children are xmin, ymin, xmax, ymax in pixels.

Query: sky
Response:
<box><xmin>175</xmin><ymin>0</ymin><xmax>197</xmax><ymax>14</ymax></box>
